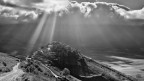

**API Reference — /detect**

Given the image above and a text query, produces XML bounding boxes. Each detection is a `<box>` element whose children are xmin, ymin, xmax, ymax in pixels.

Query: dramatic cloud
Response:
<box><xmin>67</xmin><ymin>1</ymin><xmax>144</xmax><ymax>21</ymax></box>
<box><xmin>1</xmin><ymin>0</ymin><xmax>43</xmax><ymax>7</ymax></box>
<box><xmin>0</xmin><ymin>0</ymin><xmax>41</xmax><ymax>23</ymax></box>
<box><xmin>114</xmin><ymin>7</ymin><xmax>144</xmax><ymax>20</ymax></box>
<box><xmin>0</xmin><ymin>6</ymin><xmax>39</xmax><ymax>23</ymax></box>
<box><xmin>33</xmin><ymin>0</ymin><xmax>144</xmax><ymax>22</ymax></box>
<box><xmin>0</xmin><ymin>0</ymin><xmax>144</xmax><ymax>23</ymax></box>
<box><xmin>33</xmin><ymin>0</ymin><xmax>70</xmax><ymax>13</ymax></box>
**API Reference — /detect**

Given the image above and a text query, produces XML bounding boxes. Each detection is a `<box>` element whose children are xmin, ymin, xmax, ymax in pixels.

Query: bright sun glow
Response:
<box><xmin>26</xmin><ymin>0</ymin><xmax>70</xmax><ymax>53</ymax></box>
<box><xmin>33</xmin><ymin>0</ymin><xmax>70</xmax><ymax>12</ymax></box>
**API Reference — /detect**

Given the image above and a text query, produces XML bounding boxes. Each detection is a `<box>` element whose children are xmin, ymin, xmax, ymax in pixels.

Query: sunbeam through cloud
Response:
<box><xmin>1</xmin><ymin>0</ymin><xmax>144</xmax><ymax>24</ymax></box>
<box><xmin>1</xmin><ymin>0</ymin><xmax>144</xmax><ymax>81</ymax></box>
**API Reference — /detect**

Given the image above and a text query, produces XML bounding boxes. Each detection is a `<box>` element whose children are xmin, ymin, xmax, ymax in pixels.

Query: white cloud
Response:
<box><xmin>32</xmin><ymin>0</ymin><xmax>70</xmax><ymax>13</ymax></box>
<box><xmin>0</xmin><ymin>4</ymin><xmax>39</xmax><ymax>23</ymax></box>
<box><xmin>1</xmin><ymin>0</ymin><xmax>144</xmax><ymax>23</ymax></box>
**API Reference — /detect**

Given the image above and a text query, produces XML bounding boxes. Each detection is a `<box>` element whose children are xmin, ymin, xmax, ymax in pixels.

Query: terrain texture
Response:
<box><xmin>0</xmin><ymin>42</ymin><xmax>140</xmax><ymax>81</ymax></box>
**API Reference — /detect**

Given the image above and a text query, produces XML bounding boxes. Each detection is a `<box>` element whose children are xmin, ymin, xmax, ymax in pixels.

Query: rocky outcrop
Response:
<box><xmin>0</xmin><ymin>41</ymin><xmax>138</xmax><ymax>81</ymax></box>
<box><xmin>32</xmin><ymin>41</ymin><xmax>138</xmax><ymax>81</ymax></box>
<box><xmin>32</xmin><ymin>42</ymin><xmax>95</xmax><ymax>77</ymax></box>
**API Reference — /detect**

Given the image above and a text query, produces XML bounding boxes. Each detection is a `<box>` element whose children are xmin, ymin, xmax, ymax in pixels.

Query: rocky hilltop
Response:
<box><xmin>0</xmin><ymin>42</ymin><xmax>138</xmax><ymax>81</ymax></box>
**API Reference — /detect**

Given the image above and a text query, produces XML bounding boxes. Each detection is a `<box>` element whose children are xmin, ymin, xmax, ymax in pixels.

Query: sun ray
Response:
<box><xmin>26</xmin><ymin>12</ymin><xmax>48</xmax><ymax>54</ymax></box>
<box><xmin>33</xmin><ymin>0</ymin><xmax>69</xmax><ymax>13</ymax></box>
<box><xmin>49</xmin><ymin>12</ymin><xmax>57</xmax><ymax>43</ymax></box>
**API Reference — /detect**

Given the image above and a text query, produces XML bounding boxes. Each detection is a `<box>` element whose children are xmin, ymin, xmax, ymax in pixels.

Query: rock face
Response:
<box><xmin>0</xmin><ymin>41</ymin><xmax>138</xmax><ymax>81</ymax></box>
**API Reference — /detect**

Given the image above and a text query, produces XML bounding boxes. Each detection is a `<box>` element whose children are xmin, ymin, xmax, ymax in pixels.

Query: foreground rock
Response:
<box><xmin>0</xmin><ymin>42</ymin><xmax>139</xmax><ymax>81</ymax></box>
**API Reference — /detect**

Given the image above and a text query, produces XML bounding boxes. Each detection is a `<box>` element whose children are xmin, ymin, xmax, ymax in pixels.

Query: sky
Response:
<box><xmin>0</xmin><ymin>0</ymin><xmax>144</xmax><ymax>54</ymax></box>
